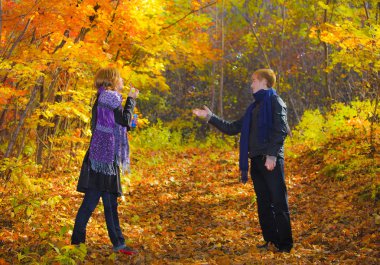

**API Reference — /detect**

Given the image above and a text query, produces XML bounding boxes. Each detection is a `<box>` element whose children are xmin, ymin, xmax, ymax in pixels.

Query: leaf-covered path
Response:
<box><xmin>1</xmin><ymin>147</ymin><xmax>378</xmax><ymax>264</ymax></box>
<box><xmin>83</xmin><ymin>148</ymin><xmax>378</xmax><ymax>264</ymax></box>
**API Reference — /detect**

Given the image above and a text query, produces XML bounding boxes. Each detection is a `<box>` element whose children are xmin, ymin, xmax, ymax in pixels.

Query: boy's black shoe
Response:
<box><xmin>277</xmin><ymin>247</ymin><xmax>291</xmax><ymax>253</ymax></box>
<box><xmin>256</xmin><ymin>241</ymin><xmax>270</xmax><ymax>250</ymax></box>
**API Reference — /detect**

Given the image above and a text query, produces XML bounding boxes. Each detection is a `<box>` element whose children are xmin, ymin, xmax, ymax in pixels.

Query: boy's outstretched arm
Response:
<box><xmin>193</xmin><ymin>106</ymin><xmax>243</xmax><ymax>136</ymax></box>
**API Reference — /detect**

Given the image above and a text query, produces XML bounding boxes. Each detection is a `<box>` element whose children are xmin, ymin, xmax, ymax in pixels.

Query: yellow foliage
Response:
<box><xmin>0</xmin><ymin>158</ymin><xmax>42</xmax><ymax>193</ymax></box>
<box><xmin>288</xmin><ymin>100</ymin><xmax>377</xmax><ymax>152</ymax></box>
<box><xmin>310</xmin><ymin>16</ymin><xmax>380</xmax><ymax>74</ymax></box>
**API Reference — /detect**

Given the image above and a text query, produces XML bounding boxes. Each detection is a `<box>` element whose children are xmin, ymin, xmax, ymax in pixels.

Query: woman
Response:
<box><xmin>72</xmin><ymin>67</ymin><xmax>139</xmax><ymax>256</ymax></box>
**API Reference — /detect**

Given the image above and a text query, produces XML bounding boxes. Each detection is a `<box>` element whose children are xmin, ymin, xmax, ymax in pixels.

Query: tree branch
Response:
<box><xmin>1</xmin><ymin>0</ymin><xmax>41</xmax><ymax>22</ymax></box>
<box><xmin>126</xmin><ymin>1</ymin><xmax>217</xmax><ymax>65</ymax></box>
<box><xmin>363</xmin><ymin>1</ymin><xmax>370</xmax><ymax>20</ymax></box>
<box><xmin>53</xmin><ymin>29</ymin><xmax>70</xmax><ymax>54</ymax></box>
<box><xmin>161</xmin><ymin>1</ymin><xmax>217</xmax><ymax>31</ymax></box>
<box><xmin>105</xmin><ymin>0</ymin><xmax>121</xmax><ymax>43</ymax></box>
<box><xmin>5</xmin><ymin>17</ymin><xmax>32</xmax><ymax>59</ymax></box>
<box><xmin>231</xmin><ymin>3</ymin><xmax>271</xmax><ymax>69</ymax></box>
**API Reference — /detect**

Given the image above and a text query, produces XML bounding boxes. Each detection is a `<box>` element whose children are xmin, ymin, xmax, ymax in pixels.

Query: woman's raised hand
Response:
<box><xmin>128</xmin><ymin>85</ymin><xmax>139</xmax><ymax>99</ymax></box>
<box><xmin>192</xmin><ymin>106</ymin><xmax>212</xmax><ymax>119</ymax></box>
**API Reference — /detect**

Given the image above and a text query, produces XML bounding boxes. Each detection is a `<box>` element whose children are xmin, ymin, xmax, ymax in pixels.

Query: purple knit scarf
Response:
<box><xmin>89</xmin><ymin>88</ymin><xmax>130</xmax><ymax>175</ymax></box>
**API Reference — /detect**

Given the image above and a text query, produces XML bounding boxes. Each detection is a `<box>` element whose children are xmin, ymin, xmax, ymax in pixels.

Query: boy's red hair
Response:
<box><xmin>253</xmin><ymin>69</ymin><xmax>276</xmax><ymax>88</ymax></box>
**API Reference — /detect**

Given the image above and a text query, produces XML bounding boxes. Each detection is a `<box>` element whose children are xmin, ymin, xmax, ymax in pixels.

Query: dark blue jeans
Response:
<box><xmin>71</xmin><ymin>190</ymin><xmax>125</xmax><ymax>250</ymax></box>
<box><xmin>250</xmin><ymin>156</ymin><xmax>293</xmax><ymax>250</ymax></box>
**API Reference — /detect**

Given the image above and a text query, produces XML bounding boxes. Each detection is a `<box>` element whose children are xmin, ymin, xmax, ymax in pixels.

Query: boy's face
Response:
<box><xmin>251</xmin><ymin>74</ymin><xmax>267</xmax><ymax>93</ymax></box>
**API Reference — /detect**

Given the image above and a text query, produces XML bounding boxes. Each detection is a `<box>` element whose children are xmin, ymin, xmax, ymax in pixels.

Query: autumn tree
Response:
<box><xmin>0</xmin><ymin>0</ymin><xmax>217</xmax><ymax>171</ymax></box>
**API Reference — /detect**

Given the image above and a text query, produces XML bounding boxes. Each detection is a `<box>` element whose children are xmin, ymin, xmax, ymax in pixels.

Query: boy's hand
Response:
<box><xmin>192</xmin><ymin>106</ymin><xmax>212</xmax><ymax>119</ymax></box>
<box><xmin>265</xmin><ymin>155</ymin><xmax>277</xmax><ymax>171</ymax></box>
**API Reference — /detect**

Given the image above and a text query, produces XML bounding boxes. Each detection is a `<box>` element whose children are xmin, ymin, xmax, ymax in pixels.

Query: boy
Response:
<box><xmin>193</xmin><ymin>69</ymin><xmax>293</xmax><ymax>253</ymax></box>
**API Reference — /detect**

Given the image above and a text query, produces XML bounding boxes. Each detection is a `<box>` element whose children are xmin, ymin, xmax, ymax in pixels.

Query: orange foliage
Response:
<box><xmin>0</xmin><ymin>143</ymin><xmax>378</xmax><ymax>263</ymax></box>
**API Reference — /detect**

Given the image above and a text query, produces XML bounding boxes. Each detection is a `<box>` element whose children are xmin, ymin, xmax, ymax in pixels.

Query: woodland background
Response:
<box><xmin>0</xmin><ymin>0</ymin><xmax>379</xmax><ymax>264</ymax></box>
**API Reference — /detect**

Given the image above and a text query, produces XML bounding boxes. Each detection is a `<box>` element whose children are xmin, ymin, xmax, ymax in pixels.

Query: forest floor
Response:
<box><xmin>0</xmin><ymin>142</ymin><xmax>379</xmax><ymax>264</ymax></box>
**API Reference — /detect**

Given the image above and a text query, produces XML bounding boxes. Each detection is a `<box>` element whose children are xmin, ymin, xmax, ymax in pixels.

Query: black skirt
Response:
<box><xmin>76</xmin><ymin>151</ymin><xmax>123</xmax><ymax>197</ymax></box>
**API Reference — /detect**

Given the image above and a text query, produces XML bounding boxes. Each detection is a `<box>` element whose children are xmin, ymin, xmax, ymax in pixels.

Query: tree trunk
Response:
<box><xmin>210</xmin><ymin>3</ymin><xmax>218</xmax><ymax>112</ymax></box>
<box><xmin>36</xmin><ymin>68</ymin><xmax>61</xmax><ymax>164</ymax></box>
<box><xmin>0</xmin><ymin>0</ymin><xmax>3</xmax><ymax>46</ymax></box>
<box><xmin>0</xmin><ymin>108</ymin><xmax>8</xmax><ymax>131</ymax></box>
<box><xmin>210</xmin><ymin>63</ymin><xmax>216</xmax><ymax>112</ymax></box>
<box><xmin>278</xmin><ymin>3</ymin><xmax>286</xmax><ymax>92</ymax></box>
<box><xmin>43</xmin><ymin>71</ymin><xmax>71</xmax><ymax>170</ymax></box>
<box><xmin>288</xmin><ymin>96</ymin><xmax>301</xmax><ymax>125</ymax></box>
<box><xmin>369</xmin><ymin>72</ymin><xmax>379</xmax><ymax>157</ymax></box>
<box><xmin>323</xmin><ymin>0</ymin><xmax>332</xmax><ymax>99</ymax></box>
<box><xmin>74</xmin><ymin>27</ymin><xmax>90</xmax><ymax>43</ymax></box>
<box><xmin>43</xmin><ymin>117</ymin><xmax>61</xmax><ymax>172</ymax></box>
<box><xmin>16</xmin><ymin>129</ymin><xmax>29</xmax><ymax>159</ymax></box>
<box><xmin>363</xmin><ymin>1</ymin><xmax>370</xmax><ymax>20</ymax></box>
<box><xmin>36</xmin><ymin>83</ymin><xmax>45</xmax><ymax>164</ymax></box>
<box><xmin>5</xmin><ymin>76</ymin><xmax>44</xmax><ymax>158</ymax></box>
<box><xmin>30</xmin><ymin>27</ymin><xmax>36</xmax><ymax>44</ymax></box>
<box><xmin>219</xmin><ymin>0</ymin><xmax>225</xmax><ymax>118</ymax></box>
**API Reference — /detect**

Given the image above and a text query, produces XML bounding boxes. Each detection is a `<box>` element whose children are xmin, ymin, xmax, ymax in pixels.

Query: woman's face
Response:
<box><xmin>250</xmin><ymin>74</ymin><xmax>267</xmax><ymax>93</ymax></box>
<box><xmin>116</xmin><ymin>77</ymin><xmax>123</xmax><ymax>91</ymax></box>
